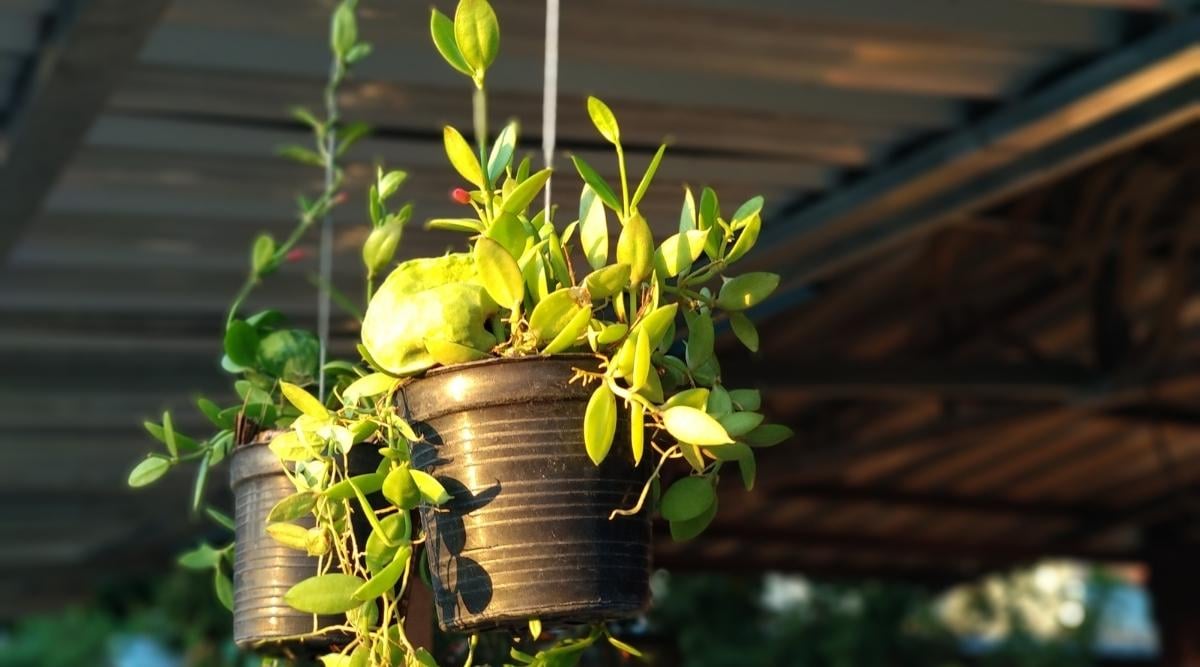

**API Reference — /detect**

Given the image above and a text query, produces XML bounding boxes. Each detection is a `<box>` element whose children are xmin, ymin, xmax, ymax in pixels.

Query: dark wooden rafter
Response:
<box><xmin>0</xmin><ymin>0</ymin><xmax>171</xmax><ymax>263</ymax></box>
<box><xmin>746</xmin><ymin>17</ymin><xmax>1200</xmax><ymax>319</ymax></box>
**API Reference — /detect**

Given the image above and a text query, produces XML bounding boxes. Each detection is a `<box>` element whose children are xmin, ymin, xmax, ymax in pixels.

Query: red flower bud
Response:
<box><xmin>450</xmin><ymin>187</ymin><xmax>471</xmax><ymax>205</ymax></box>
<box><xmin>332</xmin><ymin>192</ymin><xmax>348</xmax><ymax>205</ymax></box>
<box><xmin>286</xmin><ymin>248</ymin><xmax>310</xmax><ymax>263</ymax></box>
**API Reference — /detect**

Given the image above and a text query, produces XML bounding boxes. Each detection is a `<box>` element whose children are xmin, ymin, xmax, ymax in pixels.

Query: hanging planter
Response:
<box><xmin>400</xmin><ymin>355</ymin><xmax>650</xmax><ymax>632</ymax></box>
<box><xmin>228</xmin><ymin>427</ymin><xmax>380</xmax><ymax>655</ymax></box>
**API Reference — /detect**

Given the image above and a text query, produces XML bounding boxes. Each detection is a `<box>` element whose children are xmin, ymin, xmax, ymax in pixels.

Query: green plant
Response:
<box><xmin>129</xmin><ymin>0</ymin><xmax>792</xmax><ymax>665</ymax></box>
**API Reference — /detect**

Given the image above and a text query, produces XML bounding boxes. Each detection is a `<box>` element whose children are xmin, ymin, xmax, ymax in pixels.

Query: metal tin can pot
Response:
<box><xmin>399</xmin><ymin>354</ymin><xmax>652</xmax><ymax>632</ymax></box>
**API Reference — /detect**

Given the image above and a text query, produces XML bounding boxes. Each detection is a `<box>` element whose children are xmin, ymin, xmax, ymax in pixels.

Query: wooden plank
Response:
<box><xmin>749</xmin><ymin>19</ymin><xmax>1200</xmax><ymax>291</ymax></box>
<box><xmin>0</xmin><ymin>0</ymin><xmax>170</xmax><ymax>263</ymax></box>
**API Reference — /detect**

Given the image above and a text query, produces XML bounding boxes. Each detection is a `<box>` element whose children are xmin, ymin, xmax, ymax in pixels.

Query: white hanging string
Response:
<box><xmin>541</xmin><ymin>0</ymin><xmax>560</xmax><ymax>215</ymax></box>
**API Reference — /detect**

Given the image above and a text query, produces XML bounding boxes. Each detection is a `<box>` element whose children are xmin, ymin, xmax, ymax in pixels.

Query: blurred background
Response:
<box><xmin>0</xmin><ymin>0</ymin><xmax>1197</xmax><ymax>664</ymax></box>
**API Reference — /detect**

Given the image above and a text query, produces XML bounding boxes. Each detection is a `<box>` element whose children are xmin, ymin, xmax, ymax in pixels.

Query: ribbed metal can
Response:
<box><xmin>229</xmin><ymin>430</ymin><xmax>362</xmax><ymax>655</ymax></box>
<box><xmin>399</xmin><ymin>354</ymin><xmax>652</xmax><ymax>632</ymax></box>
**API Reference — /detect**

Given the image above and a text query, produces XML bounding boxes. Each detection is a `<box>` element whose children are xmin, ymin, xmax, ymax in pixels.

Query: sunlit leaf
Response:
<box><xmin>596</xmin><ymin>322</ymin><xmax>628</xmax><ymax>345</ymax></box>
<box><xmin>425</xmin><ymin>338</ymin><xmax>490</xmax><ymax>366</ymax></box>
<box><xmin>430</xmin><ymin>9</ymin><xmax>472</xmax><ymax>77</ymax></box>
<box><xmin>474</xmin><ymin>237</ymin><xmax>525</xmax><ymax>309</ymax></box>
<box><xmin>662</xmin><ymin>406</ymin><xmax>733</xmax><ymax>445</ymax></box>
<box><xmin>608</xmin><ymin>636</ymin><xmax>644</xmax><ymax>658</ymax></box>
<box><xmin>724</xmin><ymin>211</ymin><xmax>761</xmax><ymax>265</ymax></box>
<box><xmin>285</xmin><ymin>574</ymin><xmax>366</xmax><ymax>614</ymax></box>
<box><xmin>383</xmin><ymin>467</ymin><xmax>422</xmax><ymax>510</ymax></box>
<box><xmin>366</xmin><ymin>513</ymin><xmax>411</xmax><ymax>574</ymax></box>
<box><xmin>582</xmin><ymin>263</ymin><xmax>630</xmax><ymax>300</ymax></box>
<box><xmin>267</xmin><ymin>491</ymin><xmax>317</xmax><ymax>522</ymax></box>
<box><xmin>570</xmin><ymin>155</ymin><xmax>620</xmax><ymax>212</ymax></box>
<box><xmin>630</xmin><ymin>303</ymin><xmax>678</xmax><ymax>350</ymax></box>
<box><xmin>266</xmin><ymin>523</ymin><xmax>310</xmax><ymax>551</ymax></box>
<box><xmin>679</xmin><ymin>186</ymin><xmax>697</xmax><ymax>233</ymax></box>
<box><xmin>454</xmin><ymin>0</ymin><xmax>500</xmax><ymax>76</ymax></box>
<box><xmin>541</xmin><ymin>305</ymin><xmax>592</xmax><ymax>355</ymax></box>
<box><xmin>128</xmin><ymin>457</ymin><xmax>169</xmax><ymax>488</ymax></box>
<box><xmin>586</xmin><ymin>96</ymin><xmax>620</xmax><ymax>145</ymax></box>
<box><xmin>324</xmin><ymin>472</ymin><xmax>386</xmax><ymax>502</ymax></box>
<box><xmin>501</xmin><ymin>168</ymin><xmax>552</xmax><ymax>215</ymax></box>
<box><xmin>444</xmin><ymin>125</ymin><xmax>485</xmax><ymax>188</ymax></box>
<box><xmin>353</xmin><ymin>545</ymin><xmax>411</xmax><ymax>601</ymax></box>
<box><xmin>579</xmin><ymin>185</ymin><xmax>609</xmax><ymax>270</ymax></box>
<box><xmin>280</xmin><ymin>381</ymin><xmax>328</xmax><ymax>418</ymax></box>
<box><xmin>529</xmin><ymin>288</ymin><xmax>581</xmax><ymax>343</ymax></box>
<box><xmin>653</xmin><ymin>229</ymin><xmax>707</xmax><ymax>278</ymax></box>
<box><xmin>632</xmin><ymin>144</ymin><xmax>666</xmax><ymax>210</ymax></box>
<box><xmin>584</xmin><ymin>384</ymin><xmax>617</xmax><ymax>465</ymax></box>
<box><xmin>343</xmin><ymin>372</ymin><xmax>396</xmax><ymax>405</ymax></box>
<box><xmin>631</xmin><ymin>327</ymin><xmax>651</xmax><ymax>392</ymax></box>
<box><xmin>488</xmin><ymin>121</ymin><xmax>517</xmax><ymax>185</ymax></box>
<box><xmin>616</xmin><ymin>213</ymin><xmax>654</xmax><ymax>285</ymax></box>
<box><xmin>426</xmin><ymin>218</ymin><xmax>485</xmax><ymax>233</ymax></box>
<box><xmin>410</xmin><ymin>469</ymin><xmax>452</xmax><ymax>505</ymax></box>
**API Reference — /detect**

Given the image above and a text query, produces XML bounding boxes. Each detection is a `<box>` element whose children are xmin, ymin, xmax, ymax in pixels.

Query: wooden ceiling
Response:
<box><xmin>0</xmin><ymin>0</ymin><xmax>1197</xmax><ymax>614</ymax></box>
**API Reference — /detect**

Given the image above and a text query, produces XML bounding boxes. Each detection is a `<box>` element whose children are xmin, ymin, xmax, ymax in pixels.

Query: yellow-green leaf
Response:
<box><xmin>529</xmin><ymin>288</ymin><xmax>581</xmax><ymax>343</ymax></box>
<box><xmin>430</xmin><ymin>9</ymin><xmax>472</xmax><ymax>77</ymax></box>
<box><xmin>631</xmin><ymin>327</ymin><xmax>651</xmax><ymax>392</ymax></box>
<box><xmin>266</xmin><ymin>523</ymin><xmax>310</xmax><ymax>551</ymax></box>
<box><xmin>584</xmin><ymin>384</ymin><xmax>617</xmax><ymax>465</ymax></box>
<box><xmin>410</xmin><ymin>469</ymin><xmax>451</xmax><ymax>505</ymax></box>
<box><xmin>128</xmin><ymin>457</ymin><xmax>169</xmax><ymax>488</ymax></box>
<box><xmin>344</xmin><ymin>372</ymin><xmax>396</xmax><ymax>405</ymax></box>
<box><xmin>653</xmin><ymin>229</ymin><xmax>707</xmax><ymax>278</ymax></box>
<box><xmin>284</xmin><ymin>574</ymin><xmax>366</xmax><ymax>615</ymax></box>
<box><xmin>366</xmin><ymin>513</ymin><xmax>411</xmax><ymax>574</ymax></box>
<box><xmin>324</xmin><ymin>472</ymin><xmax>386</xmax><ymax>502</ymax></box>
<box><xmin>579</xmin><ymin>185</ymin><xmax>609</xmax><ymax>270</ymax></box>
<box><xmin>725</xmin><ymin>211</ymin><xmax>761</xmax><ymax>265</ymax></box>
<box><xmin>630</xmin><ymin>401</ymin><xmax>645</xmax><ymax>466</ymax></box>
<box><xmin>664</xmin><ymin>387</ymin><xmax>709</xmax><ymax>410</ymax></box>
<box><xmin>679</xmin><ymin>186</ymin><xmax>697</xmax><ymax>233</ymax></box>
<box><xmin>597</xmin><ymin>322</ymin><xmax>628</xmax><ymax>345</ymax></box>
<box><xmin>608</xmin><ymin>636</ymin><xmax>644</xmax><ymax>658</ymax></box>
<box><xmin>352</xmin><ymin>545</ymin><xmax>411</xmax><ymax>601</ymax></box>
<box><xmin>454</xmin><ymin>0</ymin><xmax>499</xmax><ymax>76</ymax></box>
<box><xmin>267</xmin><ymin>491</ymin><xmax>316</xmax><ymax>522</ymax></box>
<box><xmin>582</xmin><ymin>263</ymin><xmax>630</xmax><ymax>300</ymax></box>
<box><xmin>280</xmin><ymin>381</ymin><xmax>327</xmax><ymax>418</ymax></box>
<box><xmin>630</xmin><ymin>303</ymin><xmax>678</xmax><ymax>350</ymax></box>
<box><xmin>474</xmin><ymin>236</ymin><xmax>524</xmax><ymax>308</ymax></box>
<box><xmin>617</xmin><ymin>213</ymin><xmax>654</xmax><ymax>285</ymax></box>
<box><xmin>444</xmin><ymin>125</ymin><xmax>484</xmax><ymax>188</ymax></box>
<box><xmin>488</xmin><ymin>121</ymin><xmax>517</xmax><ymax>185</ymax></box>
<box><xmin>268</xmin><ymin>431</ymin><xmax>313</xmax><ymax>462</ymax></box>
<box><xmin>660</xmin><ymin>476</ymin><xmax>715</xmax><ymax>522</ymax></box>
<box><xmin>382</xmin><ymin>467</ymin><xmax>421</xmax><ymax>510</ymax></box>
<box><xmin>586</xmin><ymin>96</ymin><xmax>620</xmax><ymax>145</ymax></box>
<box><xmin>632</xmin><ymin>144</ymin><xmax>666</xmax><ymax>209</ymax></box>
<box><xmin>540</xmin><ymin>305</ymin><xmax>592</xmax><ymax>355</ymax></box>
<box><xmin>662</xmin><ymin>406</ymin><xmax>733</xmax><ymax>445</ymax></box>
<box><xmin>501</xmin><ymin>168</ymin><xmax>551</xmax><ymax>215</ymax></box>
<box><xmin>571</xmin><ymin>155</ymin><xmax>620</xmax><ymax>211</ymax></box>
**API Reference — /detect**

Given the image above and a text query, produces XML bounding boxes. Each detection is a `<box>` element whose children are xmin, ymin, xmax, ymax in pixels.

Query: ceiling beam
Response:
<box><xmin>0</xmin><ymin>0</ymin><xmax>170</xmax><ymax>264</ymax></box>
<box><xmin>748</xmin><ymin>17</ymin><xmax>1200</xmax><ymax>305</ymax></box>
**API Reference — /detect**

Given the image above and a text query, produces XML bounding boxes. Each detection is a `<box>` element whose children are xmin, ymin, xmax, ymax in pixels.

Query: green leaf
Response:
<box><xmin>410</xmin><ymin>469</ymin><xmax>452</xmax><ymax>505</ymax></box>
<box><xmin>632</xmin><ymin>144</ymin><xmax>667</xmax><ymax>210</ymax></box>
<box><xmin>679</xmin><ymin>186</ymin><xmax>697</xmax><ymax>233</ymax></box>
<box><xmin>725</xmin><ymin>211</ymin><xmax>761</xmax><ymax>265</ymax></box>
<box><xmin>529</xmin><ymin>618</ymin><xmax>542</xmax><ymax>639</ymax></box>
<box><xmin>366</xmin><ymin>515</ymin><xmax>411</xmax><ymax>575</ymax></box>
<box><xmin>425</xmin><ymin>338</ymin><xmax>490</xmax><ymax>365</ymax></box>
<box><xmin>128</xmin><ymin>457</ymin><xmax>169</xmax><ymax>488</ymax></box>
<box><xmin>715</xmin><ymin>272</ymin><xmax>780</xmax><ymax>311</ymax></box>
<box><xmin>729</xmin><ymin>312</ymin><xmax>759</xmax><ymax>352</ymax></box>
<box><xmin>630</xmin><ymin>401</ymin><xmax>645</xmax><ymax>466</ymax></box>
<box><xmin>353</xmin><ymin>545</ymin><xmax>411</xmax><ymax>601</ymax></box>
<box><xmin>662</xmin><ymin>406</ymin><xmax>733</xmax><ymax>445</ymax></box>
<box><xmin>377</xmin><ymin>169</ymin><xmax>408</xmax><ymax>200</ymax></box>
<box><xmin>597</xmin><ymin>322</ymin><xmax>628</xmax><ymax>345</ymax></box>
<box><xmin>430</xmin><ymin>9</ymin><xmax>472</xmax><ymax>77</ymax></box>
<box><xmin>660</xmin><ymin>476</ymin><xmax>714</xmax><ymax>521</ymax></box>
<box><xmin>383</xmin><ymin>467</ymin><xmax>421</xmax><ymax>510</ymax></box>
<box><xmin>686</xmin><ymin>312</ymin><xmax>715</xmax><ymax>370</ymax></box>
<box><xmin>330</xmin><ymin>2</ymin><xmax>357</xmax><ymax>58</ymax></box>
<box><xmin>728</xmin><ymin>388</ymin><xmax>761</xmax><ymax>411</ymax></box>
<box><xmin>285</xmin><ymin>574</ymin><xmax>366</xmax><ymax>615</ymax></box>
<box><xmin>616</xmin><ymin>213</ymin><xmax>654</xmax><ymax>285</ymax></box>
<box><xmin>344</xmin><ymin>372</ymin><xmax>396</xmax><ymax>405</ymax></box>
<box><xmin>740</xmin><ymin>451</ymin><xmax>756</xmax><ymax>490</ymax></box>
<box><xmin>706</xmin><ymin>385</ymin><xmax>732</xmax><ymax>418</ymax></box>
<box><xmin>206</xmin><ymin>508</ymin><xmax>235</xmax><ymax>531</ymax></box>
<box><xmin>474</xmin><ymin>237</ymin><xmax>525</xmax><ymax>308</ymax></box>
<box><xmin>669</xmin><ymin>496</ymin><xmax>717</xmax><ymax>542</ymax></box>
<box><xmin>427</xmin><ymin>218</ymin><xmax>485</xmax><ymax>233</ymax></box>
<box><xmin>541</xmin><ymin>305</ymin><xmax>592</xmax><ymax>355</ymax></box>
<box><xmin>501</xmin><ymin>168</ymin><xmax>552</xmax><ymax>215</ymax></box>
<box><xmin>582</xmin><ymin>264</ymin><xmax>630</xmax><ymax>301</ymax></box>
<box><xmin>278</xmin><ymin>144</ymin><xmax>324</xmax><ymax>167</ymax></box>
<box><xmin>653</xmin><ymin>230</ymin><xmax>707</xmax><ymax>278</ymax></box>
<box><xmin>570</xmin><ymin>155</ymin><xmax>620</xmax><ymax>212</ymax></box>
<box><xmin>195</xmin><ymin>396</ymin><xmax>232</xmax><ymax>429</ymax></box>
<box><xmin>267</xmin><ymin>491</ymin><xmax>317</xmax><ymax>523</ymax></box>
<box><xmin>584</xmin><ymin>384</ymin><xmax>617</xmax><ymax>465</ymax></box>
<box><xmin>223</xmin><ymin>320</ymin><xmax>259</xmax><ymax>368</ymax></box>
<box><xmin>362</xmin><ymin>221</ymin><xmax>403</xmax><ymax>274</ymax></box>
<box><xmin>346</xmin><ymin>41</ymin><xmax>372</xmax><ymax>64</ymax></box>
<box><xmin>252</xmin><ymin>233</ymin><xmax>276</xmax><ymax>276</ymax></box>
<box><xmin>280</xmin><ymin>381</ymin><xmax>328</xmax><ymax>418</ymax></box>
<box><xmin>488</xmin><ymin>121</ymin><xmax>517</xmax><ymax>186</ymax></box>
<box><xmin>631</xmin><ymin>327</ymin><xmax>651</xmax><ymax>392</ymax></box>
<box><xmin>444</xmin><ymin>125</ymin><xmax>485</xmax><ymax>188</ymax></box>
<box><xmin>324</xmin><ymin>472</ymin><xmax>387</xmax><ymax>502</ymax></box>
<box><xmin>529</xmin><ymin>288</ymin><xmax>582</xmax><ymax>343</ymax></box>
<box><xmin>741</xmin><ymin>423</ymin><xmax>793</xmax><ymax>448</ymax></box>
<box><xmin>699</xmin><ymin>187</ymin><xmax>720</xmax><ymax>260</ymax></box>
<box><xmin>268</xmin><ymin>431</ymin><xmax>313</xmax><ymax>462</ymax></box>
<box><xmin>630</xmin><ymin>303</ymin><xmax>678</xmax><ymax>350</ymax></box>
<box><xmin>160</xmin><ymin>411</ymin><xmax>178</xmax><ymax>459</ymax></box>
<box><xmin>579</xmin><ymin>185</ymin><xmax>609</xmax><ymax>270</ymax></box>
<box><xmin>266</xmin><ymin>523</ymin><xmax>310</xmax><ymax>551</ymax></box>
<box><xmin>214</xmin><ymin>570</ymin><xmax>234</xmax><ymax>611</ymax></box>
<box><xmin>454</xmin><ymin>0</ymin><xmax>500</xmax><ymax>76</ymax></box>
<box><xmin>178</xmin><ymin>543</ymin><xmax>222</xmax><ymax>570</ymax></box>
<box><xmin>586</xmin><ymin>96</ymin><xmax>620</xmax><ymax>145</ymax></box>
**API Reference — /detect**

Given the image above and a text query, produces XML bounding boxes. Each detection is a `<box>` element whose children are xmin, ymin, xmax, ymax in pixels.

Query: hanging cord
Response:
<box><xmin>317</xmin><ymin>57</ymin><xmax>340</xmax><ymax>402</ymax></box>
<box><xmin>541</xmin><ymin>0</ymin><xmax>560</xmax><ymax>214</ymax></box>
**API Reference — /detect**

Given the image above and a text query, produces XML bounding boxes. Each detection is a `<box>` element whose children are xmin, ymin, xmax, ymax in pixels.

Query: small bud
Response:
<box><xmin>451</xmin><ymin>187</ymin><xmax>471</xmax><ymax>205</ymax></box>
<box><xmin>332</xmin><ymin>191</ymin><xmax>349</xmax><ymax>205</ymax></box>
<box><xmin>362</xmin><ymin>221</ymin><xmax>403</xmax><ymax>274</ymax></box>
<box><xmin>286</xmin><ymin>248</ymin><xmax>310</xmax><ymax>263</ymax></box>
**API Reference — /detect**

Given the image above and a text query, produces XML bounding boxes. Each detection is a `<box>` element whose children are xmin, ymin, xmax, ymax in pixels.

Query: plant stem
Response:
<box><xmin>616</xmin><ymin>144</ymin><xmax>630</xmax><ymax>218</ymax></box>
